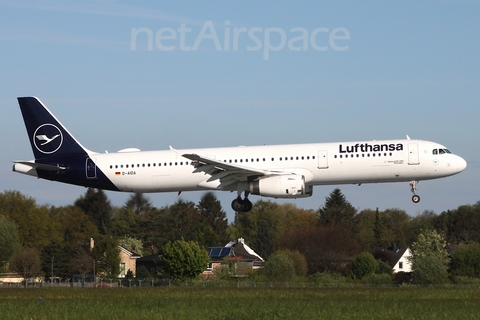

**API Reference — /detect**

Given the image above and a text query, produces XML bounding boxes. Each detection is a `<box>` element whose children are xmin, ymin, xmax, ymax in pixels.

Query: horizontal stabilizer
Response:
<box><xmin>13</xmin><ymin>161</ymin><xmax>66</xmax><ymax>173</ymax></box>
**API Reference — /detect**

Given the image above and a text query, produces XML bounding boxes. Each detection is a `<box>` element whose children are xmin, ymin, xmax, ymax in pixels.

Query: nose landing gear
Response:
<box><xmin>410</xmin><ymin>181</ymin><xmax>420</xmax><ymax>203</ymax></box>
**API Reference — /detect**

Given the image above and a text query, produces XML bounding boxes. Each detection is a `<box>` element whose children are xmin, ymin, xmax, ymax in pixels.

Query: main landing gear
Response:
<box><xmin>410</xmin><ymin>180</ymin><xmax>420</xmax><ymax>203</ymax></box>
<box><xmin>231</xmin><ymin>191</ymin><xmax>253</xmax><ymax>212</ymax></box>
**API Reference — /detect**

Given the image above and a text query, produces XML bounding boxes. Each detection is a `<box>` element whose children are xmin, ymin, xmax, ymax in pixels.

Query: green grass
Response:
<box><xmin>1</xmin><ymin>286</ymin><xmax>480</xmax><ymax>319</ymax></box>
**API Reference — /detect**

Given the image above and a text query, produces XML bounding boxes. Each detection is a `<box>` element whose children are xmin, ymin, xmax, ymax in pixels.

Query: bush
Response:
<box><xmin>283</xmin><ymin>250</ymin><xmax>308</xmax><ymax>277</ymax></box>
<box><xmin>451</xmin><ymin>276</ymin><xmax>480</xmax><ymax>285</ymax></box>
<box><xmin>375</xmin><ymin>259</ymin><xmax>393</xmax><ymax>277</ymax></box>
<box><xmin>350</xmin><ymin>252</ymin><xmax>377</xmax><ymax>279</ymax></box>
<box><xmin>411</xmin><ymin>255</ymin><xmax>449</xmax><ymax>285</ymax></box>
<box><xmin>161</xmin><ymin>239</ymin><xmax>210</xmax><ymax>281</ymax></box>
<box><xmin>309</xmin><ymin>272</ymin><xmax>347</xmax><ymax>285</ymax></box>
<box><xmin>360</xmin><ymin>273</ymin><xmax>393</xmax><ymax>285</ymax></box>
<box><xmin>393</xmin><ymin>272</ymin><xmax>412</xmax><ymax>285</ymax></box>
<box><xmin>262</xmin><ymin>251</ymin><xmax>295</xmax><ymax>282</ymax></box>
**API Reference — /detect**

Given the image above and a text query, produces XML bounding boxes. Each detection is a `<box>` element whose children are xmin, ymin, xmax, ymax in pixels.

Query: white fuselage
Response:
<box><xmin>92</xmin><ymin>139</ymin><xmax>466</xmax><ymax>193</ymax></box>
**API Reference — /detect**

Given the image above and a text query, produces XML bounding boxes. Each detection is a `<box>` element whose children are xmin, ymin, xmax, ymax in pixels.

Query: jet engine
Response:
<box><xmin>249</xmin><ymin>174</ymin><xmax>313</xmax><ymax>198</ymax></box>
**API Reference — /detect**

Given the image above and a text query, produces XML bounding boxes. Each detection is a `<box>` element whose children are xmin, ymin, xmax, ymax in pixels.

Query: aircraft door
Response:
<box><xmin>317</xmin><ymin>150</ymin><xmax>328</xmax><ymax>169</ymax></box>
<box><xmin>86</xmin><ymin>157</ymin><xmax>97</xmax><ymax>179</ymax></box>
<box><xmin>408</xmin><ymin>144</ymin><xmax>420</xmax><ymax>165</ymax></box>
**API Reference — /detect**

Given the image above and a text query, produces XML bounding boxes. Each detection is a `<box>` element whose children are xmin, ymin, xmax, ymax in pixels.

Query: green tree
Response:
<box><xmin>161</xmin><ymin>239</ymin><xmax>210</xmax><ymax>281</ymax></box>
<box><xmin>262</xmin><ymin>250</ymin><xmax>296</xmax><ymax>282</ymax></box>
<box><xmin>126</xmin><ymin>192</ymin><xmax>153</xmax><ymax>215</ymax></box>
<box><xmin>355</xmin><ymin>209</ymin><xmax>377</xmax><ymax>249</ymax></box>
<box><xmin>375</xmin><ymin>259</ymin><xmax>393</xmax><ymax>276</ymax></box>
<box><xmin>282</xmin><ymin>249</ymin><xmax>308</xmax><ymax>277</ymax></box>
<box><xmin>74</xmin><ymin>188</ymin><xmax>113</xmax><ymax>234</ymax></box>
<box><xmin>119</xmin><ymin>236</ymin><xmax>144</xmax><ymax>256</ymax></box>
<box><xmin>111</xmin><ymin>206</ymin><xmax>138</xmax><ymax>237</ymax></box>
<box><xmin>350</xmin><ymin>252</ymin><xmax>377</xmax><ymax>279</ymax></box>
<box><xmin>51</xmin><ymin>206</ymin><xmax>99</xmax><ymax>249</ymax></box>
<box><xmin>91</xmin><ymin>235</ymin><xmax>120</xmax><ymax>277</ymax></box>
<box><xmin>411</xmin><ymin>255</ymin><xmax>449</xmax><ymax>285</ymax></box>
<box><xmin>234</xmin><ymin>200</ymin><xmax>283</xmax><ymax>258</ymax></box>
<box><xmin>436</xmin><ymin>203</ymin><xmax>480</xmax><ymax>243</ymax></box>
<box><xmin>410</xmin><ymin>229</ymin><xmax>449</xmax><ymax>265</ymax></box>
<box><xmin>373</xmin><ymin>208</ymin><xmax>388</xmax><ymax>247</ymax></box>
<box><xmin>0</xmin><ymin>214</ymin><xmax>21</xmax><ymax>263</ymax></box>
<box><xmin>450</xmin><ymin>243</ymin><xmax>480</xmax><ymax>278</ymax></box>
<box><xmin>196</xmin><ymin>192</ymin><xmax>228</xmax><ymax>245</ymax></box>
<box><xmin>40</xmin><ymin>241</ymin><xmax>75</xmax><ymax>279</ymax></box>
<box><xmin>10</xmin><ymin>248</ymin><xmax>43</xmax><ymax>281</ymax></box>
<box><xmin>318</xmin><ymin>188</ymin><xmax>357</xmax><ymax>228</ymax></box>
<box><xmin>278</xmin><ymin>224</ymin><xmax>360</xmax><ymax>274</ymax></box>
<box><xmin>134</xmin><ymin>207</ymin><xmax>167</xmax><ymax>254</ymax></box>
<box><xmin>410</xmin><ymin>229</ymin><xmax>449</xmax><ymax>285</ymax></box>
<box><xmin>0</xmin><ymin>191</ymin><xmax>56</xmax><ymax>250</ymax></box>
<box><xmin>380</xmin><ymin>208</ymin><xmax>411</xmax><ymax>247</ymax></box>
<box><xmin>70</xmin><ymin>251</ymin><xmax>93</xmax><ymax>276</ymax></box>
<box><xmin>167</xmin><ymin>200</ymin><xmax>201</xmax><ymax>241</ymax></box>
<box><xmin>410</xmin><ymin>210</ymin><xmax>436</xmax><ymax>242</ymax></box>
<box><xmin>279</xmin><ymin>203</ymin><xmax>317</xmax><ymax>233</ymax></box>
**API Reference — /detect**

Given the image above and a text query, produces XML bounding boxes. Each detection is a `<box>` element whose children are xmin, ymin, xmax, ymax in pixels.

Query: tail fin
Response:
<box><xmin>17</xmin><ymin>97</ymin><xmax>92</xmax><ymax>160</ymax></box>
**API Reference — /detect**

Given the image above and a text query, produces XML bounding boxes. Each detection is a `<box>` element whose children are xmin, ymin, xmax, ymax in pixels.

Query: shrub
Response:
<box><xmin>411</xmin><ymin>255</ymin><xmax>449</xmax><ymax>285</ymax></box>
<box><xmin>350</xmin><ymin>252</ymin><xmax>377</xmax><ymax>279</ymax></box>
<box><xmin>283</xmin><ymin>250</ymin><xmax>308</xmax><ymax>277</ymax></box>
<box><xmin>262</xmin><ymin>251</ymin><xmax>295</xmax><ymax>282</ymax></box>
<box><xmin>375</xmin><ymin>259</ymin><xmax>393</xmax><ymax>277</ymax></box>
<box><xmin>360</xmin><ymin>273</ymin><xmax>393</xmax><ymax>285</ymax></box>
<box><xmin>309</xmin><ymin>272</ymin><xmax>347</xmax><ymax>285</ymax></box>
<box><xmin>161</xmin><ymin>239</ymin><xmax>210</xmax><ymax>281</ymax></box>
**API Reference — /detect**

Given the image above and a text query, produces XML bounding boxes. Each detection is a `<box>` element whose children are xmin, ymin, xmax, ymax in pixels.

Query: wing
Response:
<box><xmin>182</xmin><ymin>153</ymin><xmax>275</xmax><ymax>190</ymax></box>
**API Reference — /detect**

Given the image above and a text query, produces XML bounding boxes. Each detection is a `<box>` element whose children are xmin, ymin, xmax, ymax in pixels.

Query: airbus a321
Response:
<box><xmin>13</xmin><ymin>97</ymin><xmax>467</xmax><ymax>212</ymax></box>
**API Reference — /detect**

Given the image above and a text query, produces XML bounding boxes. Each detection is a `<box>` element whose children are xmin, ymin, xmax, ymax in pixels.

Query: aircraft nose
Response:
<box><xmin>457</xmin><ymin>156</ymin><xmax>467</xmax><ymax>172</ymax></box>
<box><xmin>450</xmin><ymin>155</ymin><xmax>467</xmax><ymax>174</ymax></box>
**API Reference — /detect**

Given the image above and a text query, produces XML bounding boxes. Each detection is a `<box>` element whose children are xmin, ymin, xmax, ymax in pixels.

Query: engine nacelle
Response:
<box><xmin>249</xmin><ymin>174</ymin><xmax>313</xmax><ymax>198</ymax></box>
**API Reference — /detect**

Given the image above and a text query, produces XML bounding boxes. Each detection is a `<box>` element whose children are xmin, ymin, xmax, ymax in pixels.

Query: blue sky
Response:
<box><xmin>1</xmin><ymin>0</ymin><xmax>479</xmax><ymax>222</ymax></box>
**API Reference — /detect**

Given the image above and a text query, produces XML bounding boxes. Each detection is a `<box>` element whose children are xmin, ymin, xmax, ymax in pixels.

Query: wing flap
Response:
<box><xmin>183</xmin><ymin>153</ymin><xmax>268</xmax><ymax>190</ymax></box>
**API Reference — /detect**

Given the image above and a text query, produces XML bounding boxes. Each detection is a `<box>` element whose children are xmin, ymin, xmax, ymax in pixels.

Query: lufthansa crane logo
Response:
<box><xmin>33</xmin><ymin>124</ymin><xmax>63</xmax><ymax>154</ymax></box>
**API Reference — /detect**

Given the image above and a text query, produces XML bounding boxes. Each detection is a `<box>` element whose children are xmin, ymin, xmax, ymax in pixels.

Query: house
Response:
<box><xmin>89</xmin><ymin>238</ymin><xmax>141</xmax><ymax>278</ymax></box>
<box><xmin>204</xmin><ymin>238</ymin><xmax>264</xmax><ymax>277</ymax></box>
<box><xmin>118</xmin><ymin>246</ymin><xmax>141</xmax><ymax>278</ymax></box>
<box><xmin>374</xmin><ymin>245</ymin><xmax>412</xmax><ymax>273</ymax></box>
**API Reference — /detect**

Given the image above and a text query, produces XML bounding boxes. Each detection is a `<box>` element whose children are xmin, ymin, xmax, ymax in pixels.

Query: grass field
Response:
<box><xmin>1</xmin><ymin>285</ymin><xmax>480</xmax><ymax>319</ymax></box>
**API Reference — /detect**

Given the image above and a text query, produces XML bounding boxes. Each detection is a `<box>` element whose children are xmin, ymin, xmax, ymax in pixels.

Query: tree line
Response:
<box><xmin>1</xmin><ymin>188</ymin><xmax>480</xmax><ymax>284</ymax></box>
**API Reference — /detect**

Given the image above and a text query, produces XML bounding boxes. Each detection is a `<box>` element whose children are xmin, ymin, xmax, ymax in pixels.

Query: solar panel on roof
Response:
<box><xmin>208</xmin><ymin>247</ymin><xmax>233</xmax><ymax>258</ymax></box>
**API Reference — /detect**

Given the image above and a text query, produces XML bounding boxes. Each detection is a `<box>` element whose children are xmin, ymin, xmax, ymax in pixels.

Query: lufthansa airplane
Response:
<box><xmin>13</xmin><ymin>97</ymin><xmax>467</xmax><ymax>212</ymax></box>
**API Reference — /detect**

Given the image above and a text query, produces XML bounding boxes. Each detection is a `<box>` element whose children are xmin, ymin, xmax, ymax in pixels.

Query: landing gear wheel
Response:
<box><xmin>231</xmin><ymin>197</ymin><xmax>253</xmax><ymax>212</ymax></box>
<box><xmin>243</xmin><ymin>199</ymin><xmax>253</xmax><ymax>212</ymax></box>
<box><xmin>231</xmin><ymin>198</ymin><xmax>245</xmax><ymax>212</ymax></box>
<box><xmin>412</xmin><ymin>195</ymin><xmax>420</xmax><ymax>203</ymax></box>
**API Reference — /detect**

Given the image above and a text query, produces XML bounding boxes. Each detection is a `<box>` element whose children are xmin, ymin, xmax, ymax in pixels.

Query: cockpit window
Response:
<box><xmin>433</xmin><ymin>148</ymin><xmax>451</xmax><ymax>155</ymax></box>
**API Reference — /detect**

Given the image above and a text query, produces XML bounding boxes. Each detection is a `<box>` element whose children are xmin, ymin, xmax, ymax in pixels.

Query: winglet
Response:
<box><xmin>406</xmin><ymin>135</ymin><xmax>411</xmax><ymax>140</ymax></box>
